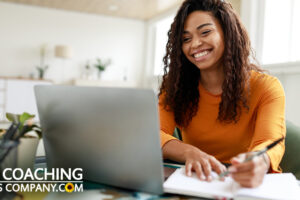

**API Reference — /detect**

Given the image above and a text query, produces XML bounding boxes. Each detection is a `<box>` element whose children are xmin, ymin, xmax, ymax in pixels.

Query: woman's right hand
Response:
<box><xmin>183</xmin><ymin>146</ymin><xmax>227</xmax><ymax>181</ymax></box>
<box><xmin>162</xmin><ymin>140</ymin><xmax>226</xmax><ymax>181</ymax></box>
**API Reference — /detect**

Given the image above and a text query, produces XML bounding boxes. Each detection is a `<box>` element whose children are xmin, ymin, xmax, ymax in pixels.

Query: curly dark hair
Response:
<box><xmin>159</xmin><ymin>0</ymin><xmax>263</xmax><ymax>128</ymax></box>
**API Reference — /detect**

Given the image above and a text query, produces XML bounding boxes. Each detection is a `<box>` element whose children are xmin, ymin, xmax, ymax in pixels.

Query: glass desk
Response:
<box><xmin>0</xmin><ymin>158</ymin><xmax>211</xmax><ymax>200</ymax></box>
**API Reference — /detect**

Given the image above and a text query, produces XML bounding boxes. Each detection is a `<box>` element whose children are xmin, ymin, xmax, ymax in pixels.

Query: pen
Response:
<box><xmin>218</xmin><ymin>137</ymin><xmax>285</xmax><ymax>179</ymax></box>
<box><xmin>164</xmin><ymin>163</ymin><xmax>184</xmax><ymax>169</ymax></box>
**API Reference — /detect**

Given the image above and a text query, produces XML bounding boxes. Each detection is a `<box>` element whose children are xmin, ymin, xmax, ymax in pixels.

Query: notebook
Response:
<box><xmin>164</xmin><ymin>168</ymin><xmax>300</xmax><ymax>200</ymax></box>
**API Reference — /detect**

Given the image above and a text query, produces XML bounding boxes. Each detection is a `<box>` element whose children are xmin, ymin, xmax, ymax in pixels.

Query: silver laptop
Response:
<box><xmin>34</xmin><ymin>85</ymin><xmax>164</xmax><ymax>194</ymax></box>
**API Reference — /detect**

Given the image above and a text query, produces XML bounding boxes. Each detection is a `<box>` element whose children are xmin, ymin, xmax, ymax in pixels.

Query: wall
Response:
<box><xmin>0</xmin><ymin>2</ymin><xmax>145</xmax><ymax>85</ymax></box>
<box><xmin>228</xmin><ymin>0</ymin><xmax>241</xmax><ymax>15</ymax></box>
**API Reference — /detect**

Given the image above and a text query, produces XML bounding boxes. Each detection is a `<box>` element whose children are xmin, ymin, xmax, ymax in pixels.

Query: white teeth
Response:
<box><xmin>194</xmin><ymin>51</ymin><xmax>209</xmax><ymax>58</ymax></box>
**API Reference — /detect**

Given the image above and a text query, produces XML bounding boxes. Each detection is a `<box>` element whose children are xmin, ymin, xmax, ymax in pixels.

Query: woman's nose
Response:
<box><xmin>191</xmin><ymin>37</ymin><xmax>203</xmax><ymax>49</ymax></box>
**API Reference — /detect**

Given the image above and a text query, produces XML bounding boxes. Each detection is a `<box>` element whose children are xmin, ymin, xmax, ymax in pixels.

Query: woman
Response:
<box><xmin>159</xmin><ymin>0</ymin><xmax>285</xmax><ymax>188</ymax></box>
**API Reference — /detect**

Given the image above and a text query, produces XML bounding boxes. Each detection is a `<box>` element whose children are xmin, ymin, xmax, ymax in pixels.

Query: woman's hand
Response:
<box><xmin>162</xmin><ymin>140</ymin><xmax>226</xmax><ymax>181</ymax></box>
<box><xmin>229</xmin><ymin>152</ymin><xmax>270</xmax><ymax>187</ymax></box>
<box><xmin>184</xmin><ymin>146</ymin><xmax>227</xmax><ymax>181</ymax></box>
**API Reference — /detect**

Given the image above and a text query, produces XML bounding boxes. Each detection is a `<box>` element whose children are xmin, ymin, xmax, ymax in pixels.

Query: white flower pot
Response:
<box><xmin>0</xmin><ymin>138</ymin><xmax>40</xmax><ymax>180</ymax></box>
<box><xmin>17</xmin><ymin>138</ymin><xmax>40</xmax><ymax>171</ymax></box>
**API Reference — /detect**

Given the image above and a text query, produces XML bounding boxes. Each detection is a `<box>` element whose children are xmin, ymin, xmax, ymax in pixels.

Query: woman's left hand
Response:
<box><xmin>228</xmin><ymin>152</ymin><xmax>270</xmax><ymax>188</ymax></box>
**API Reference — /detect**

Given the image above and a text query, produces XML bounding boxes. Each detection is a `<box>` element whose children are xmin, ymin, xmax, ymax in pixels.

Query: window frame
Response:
<box><xmin>241</xmin><ymin>0</ymin><xmax>300</xmax><ymax>72</ymax></box>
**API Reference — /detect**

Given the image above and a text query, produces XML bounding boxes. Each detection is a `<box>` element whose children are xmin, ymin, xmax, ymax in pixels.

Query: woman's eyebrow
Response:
<box><xmin>183</xmin><ymin>23</ymin><xmax>213</xmax><ymax>34</ymax></box>
<box><xmin>197</xmin><ymin>23</ymin><xmax>213</xmax><ymax>30</ymax></box>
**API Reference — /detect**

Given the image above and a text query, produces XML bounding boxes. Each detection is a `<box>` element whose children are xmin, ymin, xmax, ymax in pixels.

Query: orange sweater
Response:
<box><xmin>159</xmin><ymin>71</ymin><xmax>286</xmax><ymax>172</ymax></box>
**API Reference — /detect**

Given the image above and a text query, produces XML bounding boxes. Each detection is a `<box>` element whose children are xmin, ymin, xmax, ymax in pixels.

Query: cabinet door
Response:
<box><xmin>5</xmin><ymin>79</ymin><xmax>52</xmax><ymax>121</ymax></box>
<box><xmin>0</xmin><ymin>79</ymin><xmax>6</xmax><ymax>121</ymax></box>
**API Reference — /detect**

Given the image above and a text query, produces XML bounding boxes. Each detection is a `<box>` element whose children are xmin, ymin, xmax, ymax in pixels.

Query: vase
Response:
<box><xmin>97</xmin><ymin>71</ymin><xmax>102</xmax><ymax>79</ymax></box>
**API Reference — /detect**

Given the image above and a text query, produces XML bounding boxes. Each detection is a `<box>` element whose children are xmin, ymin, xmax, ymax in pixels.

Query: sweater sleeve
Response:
<box><xmin>158</xmin><ymin>94</ymin><xmax>178</xmax><ymax>147</ymax></box>
<box><xmin>248</xmin><ymin>77</ymin><xmax>286</xmax><ymax>173</ymax></box>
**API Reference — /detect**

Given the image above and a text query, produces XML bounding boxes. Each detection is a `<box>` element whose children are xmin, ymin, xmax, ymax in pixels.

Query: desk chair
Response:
<box><xmin>281</xmin><ymin>121</ymin><xmax>300</xmax><ymax>179</ymax></box>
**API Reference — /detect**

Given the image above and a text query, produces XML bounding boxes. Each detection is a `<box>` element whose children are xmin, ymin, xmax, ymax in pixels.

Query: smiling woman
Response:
<box><xmin>159</xmin><ymin>0</ymin><xmax>286</xmax><ymax>188</ymax></box>
<box><xmin>181</xmin><ymin>12</ymin><xmax>225</xmax><ymax>73</ymax></box>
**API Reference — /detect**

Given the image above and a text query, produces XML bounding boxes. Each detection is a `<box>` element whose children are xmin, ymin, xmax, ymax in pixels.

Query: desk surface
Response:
<box><xmin>4</xmin><ymin>160</ymin><xmax>205</xmax><ymax>200</ymax></box>
<box><xmin>4</xmin><ymin>159</ymin><xmax>300</xmax><ymax>200</ymax></box>
<box><xmin>9</xmin><ymin>173</ymin><xmax>209</xmax><ymax>200</ymax></box>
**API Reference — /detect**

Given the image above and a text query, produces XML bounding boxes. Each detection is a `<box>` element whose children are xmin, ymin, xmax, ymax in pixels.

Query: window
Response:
<box><xmin>261</xmin><ymin>0</ymin><xmax>300</xmax><ymax>64</ymax></box>
<box><xmin>153</xmin><ymin>15</ymin><xmax>174</xmax><ymax>76</ymax></box>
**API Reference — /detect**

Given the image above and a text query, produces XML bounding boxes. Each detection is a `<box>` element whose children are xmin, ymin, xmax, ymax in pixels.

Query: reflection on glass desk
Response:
<box><xmin>2</xmin><ymin>158</ymin><xmax>210</xmax><ymax>200</ymax></box>
<box><xmin>6</xmin><ymin>157</ymin><xmax>300</xmax><ymax>200</ymax></box>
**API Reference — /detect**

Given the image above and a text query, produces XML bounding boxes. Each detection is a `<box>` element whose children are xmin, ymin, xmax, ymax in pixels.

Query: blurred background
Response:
<box><xmin>0</xmin><ymin>0</ymin><xmax>299</xmax><ymax>128</ymax></box>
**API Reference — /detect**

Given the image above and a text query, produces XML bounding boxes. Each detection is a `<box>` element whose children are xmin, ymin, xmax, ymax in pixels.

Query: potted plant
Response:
<box><xmin>94</xmin><ymin>58</ymin><xmax>111</xmax><ymax>79</ymax></box>
<box><xmin>36</xmin><ymin>65</ymin><xmax>49</xmax><ymax>79</ymax></box>
<box><xmin>0</xmin><ymin>112</ymin><xmax>42</xmax><ymax>171</ymax></box>
<box><xmin>35</xmin><ymin>45</ymin><xmax>49</xmax><ymax>79</ymax></box>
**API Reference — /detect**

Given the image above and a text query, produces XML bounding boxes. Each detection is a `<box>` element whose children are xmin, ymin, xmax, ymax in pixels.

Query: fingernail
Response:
<box><xmin>207</xmin><ymin>176</ymin><xmax>212</xmax><ymax>182</ymax></box>
<box><xmin>200</xmin><ymin>175</ymin><xmax>205</xmax><ymax>180</ymax></box>
<box><xmin>228</xmin><ymin>166</ymin><xmax>236</xmax><ymax>172</ymax></box>
<box><xmin>187</xmin><ymin>171</ymin><xmax>191</xmax><ymax>176</ymax></box>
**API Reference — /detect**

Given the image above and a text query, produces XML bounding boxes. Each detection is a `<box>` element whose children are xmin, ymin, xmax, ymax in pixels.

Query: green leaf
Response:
<box><xmin>6</xmin><ymin>113</ymin><xmax>20</xmax><ymax>123</ymax></box>
<box><xmin>4</xmin><ymin>112</ymin><xmax>42</xmax><ymax>139</ymax></box>
<box><xmin>31</xmin><ymin>124</ymin><xmax>41</xmax><ymax>129</ymax></box>
<box><xmin>32</xmin><ymin>124</ymin><xmax>42</xmax><ymax>138</ymax></box>
<box><xmin>34</xmin><ymin>129</ymin><xmax>42</xmax><ymax>139</ymax></box>
<box><xmin>19</xmin><ymin>112</ymin><xmax>35</xmax><ymax>124</ymax></box>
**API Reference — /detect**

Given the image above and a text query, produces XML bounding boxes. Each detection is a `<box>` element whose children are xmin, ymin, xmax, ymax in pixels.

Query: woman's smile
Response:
<box><xmin>192</xmin><ymin>48</ymin><xmax>212</xmax><ymax>62</ymax></box>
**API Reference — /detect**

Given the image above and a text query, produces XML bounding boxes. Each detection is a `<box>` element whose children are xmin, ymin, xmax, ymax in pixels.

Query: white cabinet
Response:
<box><xmin>0</xmin><ymin>79</ymin><xmax>6</xmax><ymax>119</ymax></box>
<box><xmin>0</xmin><ymin>77</ymin><xmax>52</xmax><ymax>121</ymax></box>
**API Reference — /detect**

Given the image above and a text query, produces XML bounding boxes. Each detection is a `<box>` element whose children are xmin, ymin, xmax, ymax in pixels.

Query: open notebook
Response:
<box><xmin>164</xmin><ymin>168</ymin><xmax>300</xmax><ymax>200</ymax></box>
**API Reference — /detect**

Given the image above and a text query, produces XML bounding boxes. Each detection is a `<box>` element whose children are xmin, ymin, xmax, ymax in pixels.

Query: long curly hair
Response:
<box><xmin>159</xmin><ymin>0</ymin><xmax>263</xmax><ymax>128</ymax></box>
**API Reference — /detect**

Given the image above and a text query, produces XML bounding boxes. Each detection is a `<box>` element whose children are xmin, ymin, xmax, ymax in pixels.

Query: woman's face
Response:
<box><xmin>181</xmin><ymin>11</ymin><xmax>225</xmax><ymax>71</ymax></box>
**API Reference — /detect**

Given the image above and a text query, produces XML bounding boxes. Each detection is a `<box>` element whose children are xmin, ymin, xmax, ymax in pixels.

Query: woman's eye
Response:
<box><xmin>183</xmin><ymin>38</ymin><xmax>191</xmax><ymax>42</ymax></box>
<box><xmin>202</xmin><ymin>30</ymin><xmax>211</xmax><ymax>35</ymax></box>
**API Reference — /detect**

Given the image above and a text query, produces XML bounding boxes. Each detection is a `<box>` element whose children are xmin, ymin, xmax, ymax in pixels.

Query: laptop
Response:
<box><xmin>34</xmin><ymin>85</ymin><xmax>164</xmax><ymax>194</ymax></box>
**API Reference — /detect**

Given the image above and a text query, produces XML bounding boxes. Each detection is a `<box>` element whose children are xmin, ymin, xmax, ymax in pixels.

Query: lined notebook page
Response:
<box><xmin>164</xmin><ymin>168</ymin><xmax>300</xmax><ymax>200</ymax></box>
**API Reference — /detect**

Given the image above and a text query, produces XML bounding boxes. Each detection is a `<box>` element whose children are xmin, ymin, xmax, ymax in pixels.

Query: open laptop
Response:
<box><xmin>34</xmin><ymin>85</ymin><xmax>164</xmax><ymax>194</ymax></box>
